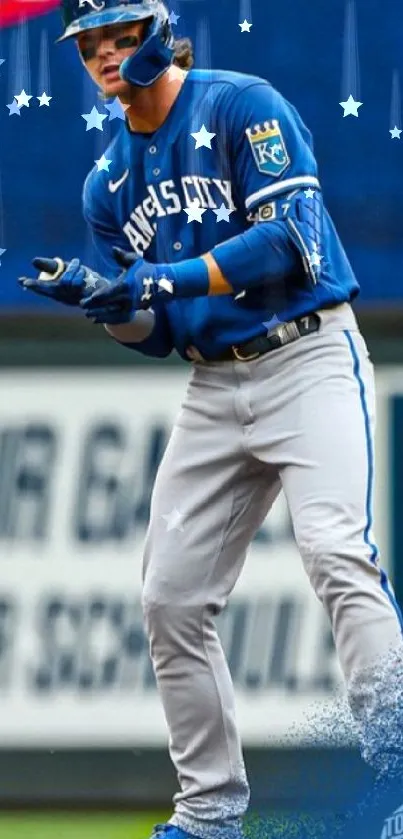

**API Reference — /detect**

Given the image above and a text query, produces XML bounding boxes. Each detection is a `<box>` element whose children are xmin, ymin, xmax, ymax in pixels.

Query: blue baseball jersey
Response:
<box><xmin>82</xmin><ymin>68</ymin><xmax>359</xmax><ymax>360</ymax></box>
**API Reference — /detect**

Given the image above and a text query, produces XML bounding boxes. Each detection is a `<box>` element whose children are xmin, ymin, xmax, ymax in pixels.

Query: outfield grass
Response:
<box><xmin>0</xmin><ymin>811</ymin><xmax>166</xmax><ymax>839</ymax></box>
<box><xmin>0</xmin><ymin>811</ymin><xmax>346</xmax><ymax>839</ymax></box>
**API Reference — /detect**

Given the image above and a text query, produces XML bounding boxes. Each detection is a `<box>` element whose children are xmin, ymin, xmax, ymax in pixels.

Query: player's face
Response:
<box><xmin>76</xmin><ymin>20</ymin><xmax>147</xmax><ymax>96</ymax></box>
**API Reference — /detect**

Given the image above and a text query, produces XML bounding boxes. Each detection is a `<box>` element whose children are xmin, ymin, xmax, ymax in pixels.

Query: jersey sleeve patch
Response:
<box><xmin>245</xmin><ymin>119</ymin><xmax>290</xmax><ymax>178</ymax></box>
<box><xmin>246</xmin><ymin>201</ymin><xmax>277</xmax><ymax>224</ymax></box>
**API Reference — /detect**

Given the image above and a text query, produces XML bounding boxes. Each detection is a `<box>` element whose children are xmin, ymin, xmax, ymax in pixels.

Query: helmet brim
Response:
<box><xmin>55</xmin><ymin>4</ymin><xmax>155</xmax><ymax>43</ymax></box>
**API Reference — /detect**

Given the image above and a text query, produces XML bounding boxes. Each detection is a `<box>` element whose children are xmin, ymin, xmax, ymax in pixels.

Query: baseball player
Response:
<box><xmin>19</xmin><ymin>0</ymin><xmax>403</xmax><ymax>835</ymax></box>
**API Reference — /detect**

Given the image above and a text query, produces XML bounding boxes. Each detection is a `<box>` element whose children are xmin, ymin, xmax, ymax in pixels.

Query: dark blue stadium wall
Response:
<box><xmin>0</xmin><ymin>0</ymin><xmax>402</xmax><ymax>311</ymax></box>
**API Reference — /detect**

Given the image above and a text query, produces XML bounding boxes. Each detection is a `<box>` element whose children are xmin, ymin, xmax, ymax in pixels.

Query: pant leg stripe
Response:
<box><xmin>344</xmin><ymin>329</ymin><xmax>403</xmax><ymax>631</ymax></box>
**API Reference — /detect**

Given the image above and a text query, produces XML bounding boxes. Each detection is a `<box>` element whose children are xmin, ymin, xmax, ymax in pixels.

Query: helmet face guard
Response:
<box><xmin>119</xmin><ymin>11</ymin><xmax>174</xmax><ymax>87</ymax></box>
<box><xmin>55</xmin><ymin>0</ymin><xmax>175</xmax><ymax>87</ymax></box>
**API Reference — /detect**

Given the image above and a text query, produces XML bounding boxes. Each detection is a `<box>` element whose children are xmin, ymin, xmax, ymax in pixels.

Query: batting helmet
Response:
<box><xmin>55</xmin><ymin>0</ymin><xmax>175</xmax><ymax>88</ymax></box>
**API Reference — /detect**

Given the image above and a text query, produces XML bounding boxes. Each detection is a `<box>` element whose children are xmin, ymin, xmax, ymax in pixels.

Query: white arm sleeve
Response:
<box><xmin>104</xmin><ymin>310</ymin><xmax>155</xmax><ymax>344</ymax></box>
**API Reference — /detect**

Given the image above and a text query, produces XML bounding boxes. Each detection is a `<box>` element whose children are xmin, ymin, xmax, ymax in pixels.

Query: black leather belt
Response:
<box><xmin>214</xmin><ymin>313</ymin><xmax>321</xmax><ymax>362</ymax></box>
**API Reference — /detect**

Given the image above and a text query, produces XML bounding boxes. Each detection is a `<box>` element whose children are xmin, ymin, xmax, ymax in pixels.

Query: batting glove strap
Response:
<box><xmin>126</xmin><ymin>257</ymin><xmax>209</xmax><ymax>303</ymax></box>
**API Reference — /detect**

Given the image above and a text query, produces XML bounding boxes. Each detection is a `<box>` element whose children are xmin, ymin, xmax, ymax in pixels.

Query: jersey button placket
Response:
<box><xmin>148</xmin><ymin>146</ymin><xmax>160</xmax><ymax>179</ymax></box>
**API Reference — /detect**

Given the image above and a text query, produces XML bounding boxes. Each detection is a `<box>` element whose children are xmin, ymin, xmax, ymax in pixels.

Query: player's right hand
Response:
<box><xmin>18</xmin><ymin>257</ymin><xmax>109</xmax><ymax>307</ymax></box>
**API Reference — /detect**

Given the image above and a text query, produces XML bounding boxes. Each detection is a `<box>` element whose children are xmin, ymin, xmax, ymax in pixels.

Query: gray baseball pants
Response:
<box><xmin>141</xmin><ymin>303</ymin><xmax>403</xmax><ymax>839</ymax></box>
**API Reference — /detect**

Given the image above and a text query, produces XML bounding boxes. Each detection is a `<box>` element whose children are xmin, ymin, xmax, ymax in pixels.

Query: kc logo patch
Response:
<box><xmin>245</xmin><ymin>120</ymin><xmax>290</xmax><ymax>178</ymax></box>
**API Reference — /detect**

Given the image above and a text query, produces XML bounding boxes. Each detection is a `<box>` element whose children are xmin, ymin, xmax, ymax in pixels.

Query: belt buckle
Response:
<box><xmin>231</xmin><ymin>345</ymin><xmax>260</xmax><ymax>362</ymax></box>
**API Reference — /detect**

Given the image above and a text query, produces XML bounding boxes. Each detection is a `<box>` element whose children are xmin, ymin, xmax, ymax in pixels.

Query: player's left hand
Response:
<box><xmin>80</xmin><ymin>247</ymin><xmax>175</xmax><ymax>323</ymax></box>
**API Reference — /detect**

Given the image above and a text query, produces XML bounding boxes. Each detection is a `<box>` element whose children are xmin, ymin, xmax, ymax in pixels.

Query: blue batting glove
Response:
<box><xmin>80</xmin><ymin>247</ymin><xmax>176</xmax><ymax>318</ymax></box>
<box><xmin>18</xmin><ymin>257</ymin><xmax>109</xmax><ymax>307</ymax></box>
<box><xmin>81</xmin><ymin>246</ymin><xmax>210</xmax><ymax>324</ymax></box>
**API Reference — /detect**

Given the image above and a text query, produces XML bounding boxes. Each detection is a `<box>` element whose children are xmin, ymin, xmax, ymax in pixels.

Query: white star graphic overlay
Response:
<box><xmin>184</xmin><ymin>200</ymin><xmax>207</xmax><ymax>224</ymax></box>
<box><xmin>104</xmin><ymin>97</ymin><xmax>129</xmax><ymax>121</ymax></box>
<box><xmin>309</xmin><ymin>247</ymin><xmax>323</xmax><ymax>268</ymax></box>
<box><xmin>157</xmin><ymin>274</ymin><xmax>174</xmax><ymax>296</ymax></box>
<box><xmin>14</xmin><ymin>89</ymin><xmax>32</xmax><ymax>108</ymax></box>
<box><xmin>213</xmin><ymin>204</ymin><xmax>233</xmax><ymax>223</ymax></box>
<box><xmin>263</xmin><ymin>315</ymin><xmax>281</xmax><ymax>335</ymax></box>
<box><xmin>82</xmin><ymin>106</ymin><xmax>108</xmax><ymax>131</ymax></box>
<box><xmin>191</xmin><ymin>124</ymin><xmax>216</xmax><ymax>149</ymax></box>
<box><xmin>7</xmin><ymin>101</ymin><xmax>21</xmax><ymax>116</ymax></box>
<box><xmin>37</xmin><ymin>92</ymin><xmax>52</xmax><ymax>106</ymax></box>
<box><xmin>95</xmin><ymin>154</ymin><xmax>113</xmax><ymax>171</ymax></box>
<box><xmin>162</xmin><ymin>508</ymin><xmax>184</xmax><ymax>532</ymax></box>
<box><xmin>339</xmin><ymin>95</ymin><xmax>363</xmax><ymax>117</ymax></box>
<box><xmin>84</xmin><ymin>272</ymin><xmax>100</xmax><ymax>290</ymax></box>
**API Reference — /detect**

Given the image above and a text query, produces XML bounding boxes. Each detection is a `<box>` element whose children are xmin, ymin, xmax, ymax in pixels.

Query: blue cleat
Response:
<box><xmin>150</xmin><ymin>825</ymin><xmax>202</xmax><ymax>839</ymax></box>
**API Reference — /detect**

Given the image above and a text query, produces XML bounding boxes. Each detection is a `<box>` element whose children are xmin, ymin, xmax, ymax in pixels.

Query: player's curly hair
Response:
<box><xmin>172</xmin><ymin>37</ymin><xmax>194</xmax><ymax>71</ymax></box>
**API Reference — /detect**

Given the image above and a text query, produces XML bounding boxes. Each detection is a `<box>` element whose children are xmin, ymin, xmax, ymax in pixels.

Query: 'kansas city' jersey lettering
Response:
<box><xmin>121</xmin><ymin>177</ymin><xmax>236</xmax><ymax>255</ymax></box>
<box><xmin>83</xmin><ymin>69</ymin><xmax>359</xmax><ymax>360</ymax></box>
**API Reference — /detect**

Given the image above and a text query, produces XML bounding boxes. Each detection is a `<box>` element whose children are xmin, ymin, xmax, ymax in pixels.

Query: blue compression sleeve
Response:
<box><xmin>170</xmin><ymin>222</ymin><xmax>299</xmax><ymax>298</ymax></box>
<box><xmin>169</xmin><ymin>256</ymin><xmax>209</xmax><ymax>298</ymax></box>
<box><xmin>211</xmin><ymin>221</ymin><xmax>300</xmax><ymax>295</ymax></box>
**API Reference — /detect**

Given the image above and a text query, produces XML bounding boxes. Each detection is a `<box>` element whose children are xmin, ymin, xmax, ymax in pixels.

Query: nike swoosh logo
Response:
<box><xmin>108</xmin><ymin>169</ymin><xmax>129</xmax><ymax>193</ymax></box>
